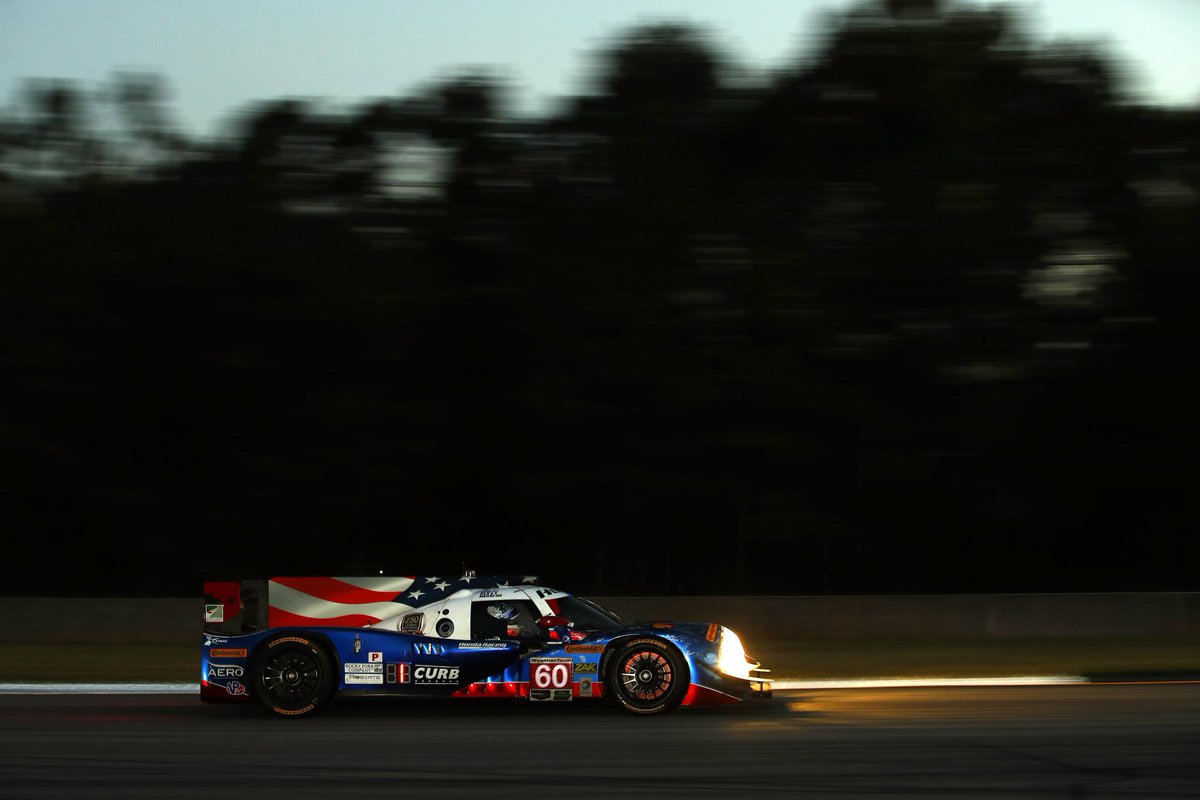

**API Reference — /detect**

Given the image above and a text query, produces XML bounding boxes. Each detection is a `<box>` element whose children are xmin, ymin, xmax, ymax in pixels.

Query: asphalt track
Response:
<box><xmin>1</xmin><ymin>686</ymin><xmax>1198</xmax><ymax>799</ymax></box>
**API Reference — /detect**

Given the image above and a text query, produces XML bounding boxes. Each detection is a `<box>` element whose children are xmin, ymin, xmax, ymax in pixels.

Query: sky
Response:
<box><xmin>1</xmin><ymin>0</ymin><xmax>1198</xmax><ymax>136</ymax></box>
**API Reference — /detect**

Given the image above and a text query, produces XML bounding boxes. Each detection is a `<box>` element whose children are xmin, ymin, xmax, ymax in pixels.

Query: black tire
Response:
<box><xmin>251</xmin><ymin>634</ymin><xmax>335</xmax><ymax>718</ymax></box>
<box><xmin>607</xmin><ymin>637</ymin><xmax>688</xmax><ymax>715</ymax></box>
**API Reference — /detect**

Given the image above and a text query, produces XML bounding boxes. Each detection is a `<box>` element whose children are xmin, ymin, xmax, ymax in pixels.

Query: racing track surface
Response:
<box><xmin>1</xmin><ymin>685</ymin><xmax>1198</xmax><ymax>799</ymax></box>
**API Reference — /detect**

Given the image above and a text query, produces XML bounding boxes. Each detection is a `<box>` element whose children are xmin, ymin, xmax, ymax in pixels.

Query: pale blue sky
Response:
<box><xmin>2</xmin><ymin>0</ymin><xmax>1197</xmax><ymax>136</ymax></box>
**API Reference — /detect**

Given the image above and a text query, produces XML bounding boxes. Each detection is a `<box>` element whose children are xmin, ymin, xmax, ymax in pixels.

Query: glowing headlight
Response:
<box><xmin>716</xmin><ymin>626</ymin><xmax>754</xmax><ymax>680</ymax></box>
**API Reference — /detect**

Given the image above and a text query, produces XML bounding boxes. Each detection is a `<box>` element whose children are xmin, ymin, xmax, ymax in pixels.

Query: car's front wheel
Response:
<box><xmin>607</xmin><ymin>637</ymin><xmax>688</xmax><ymax>714</ymax></box>
<box><xmin>251</xmin><ymin>634</ymin><xmax>335</xmax><ymax>718</ymax></box>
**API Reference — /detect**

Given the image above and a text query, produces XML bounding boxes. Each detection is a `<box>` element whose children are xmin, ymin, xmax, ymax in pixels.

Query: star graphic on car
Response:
<box><xmin>523</xmin><ymin>576</ymin><xmax>537</xmax><ymax>584</ymax></box>
<box><xmin>497</xmin><ymin>581</ymin><xmax>510</xmax><ymax>588</ymax></box>
<box><xmin>425</xmin><ymin>576</ymin><xmax>441</xmax><ymax>583</ymax></box>
<box><xmin>408</xmin><ymin>589</ymin><xmax>425</xmax><ymax>600</ymax></box>
<box><xmin>460</xmin><ymin>575</ymin><xmax>474</xmax><ymax>583</ymax></box>
<box><xmin>434</xmin><ymin>581</ymin><xmax>450</xmax><ymax>591</ymax></box>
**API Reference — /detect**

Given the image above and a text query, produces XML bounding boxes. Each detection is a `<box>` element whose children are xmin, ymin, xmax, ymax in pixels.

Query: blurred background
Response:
<box><xmin>1</xmin><ymin>0</ymin><xmax>1196</xmax><ymax>597</ymax></box>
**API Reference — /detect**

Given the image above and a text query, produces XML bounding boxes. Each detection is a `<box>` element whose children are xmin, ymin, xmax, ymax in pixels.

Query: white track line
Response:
<box><xmin>0</xmin><ymin>683</ymin><xmax>196</xmax><ymax>694</ymax></box>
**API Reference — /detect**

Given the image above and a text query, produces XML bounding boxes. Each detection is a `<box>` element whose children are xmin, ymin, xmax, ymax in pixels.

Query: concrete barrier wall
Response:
<box><xmin>1</xmin><ymin>593</ymin><xmax>1197</xmax><ymax>644</ymax></box>
<box><xmin>0</xmin><ymin>598</ymin><xmax>202</xmax><ymax>643</ymax></box>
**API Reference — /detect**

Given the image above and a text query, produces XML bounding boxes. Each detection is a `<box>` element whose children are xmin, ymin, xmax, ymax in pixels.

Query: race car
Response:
<box><xmin>202</xmin><ymin>574</ymin><xmax>772</xmax><ymax>717</ymax></box>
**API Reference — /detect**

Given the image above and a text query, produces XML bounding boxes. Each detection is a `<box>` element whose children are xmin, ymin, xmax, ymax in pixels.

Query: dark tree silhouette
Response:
<box><xmin>1</xmin><ymin>1</ymin><xmax>1196</xmax><ymax>596</ymax></box>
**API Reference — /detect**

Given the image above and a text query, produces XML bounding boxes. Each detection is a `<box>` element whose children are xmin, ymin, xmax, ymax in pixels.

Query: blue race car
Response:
<box><xmin>201</xmin><ymin>574</ymin><xmax>772</xmax><ymax>717</ymax></box>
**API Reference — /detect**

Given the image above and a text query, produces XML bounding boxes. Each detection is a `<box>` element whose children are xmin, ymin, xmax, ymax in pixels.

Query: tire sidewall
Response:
<box><xmin>607</xmin><ymin>637</ymin><xmax>688</xmax><ymax>715</ymax></box>
<box><xmin>251</xmin><ymin>634</ymin><xmax>334</xmax><ymax>718</ymax></box>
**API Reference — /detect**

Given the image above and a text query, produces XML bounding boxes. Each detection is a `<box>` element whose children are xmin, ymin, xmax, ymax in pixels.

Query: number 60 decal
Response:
<box><xmin>530</xmin><ymin>658</ymin><xmax>572</xmax><ymax>689</ymax></box>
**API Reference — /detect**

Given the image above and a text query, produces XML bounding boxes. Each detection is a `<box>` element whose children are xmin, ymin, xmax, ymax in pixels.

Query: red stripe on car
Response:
<box><xmin>267</xmin><ymin>607</ymin><xmax>383</xmax><ymax>628</ymax></box>
<box><xmin>271</xmin><ymin>576</ymin><xmax>403</xmax><ymax>605</ymax></box>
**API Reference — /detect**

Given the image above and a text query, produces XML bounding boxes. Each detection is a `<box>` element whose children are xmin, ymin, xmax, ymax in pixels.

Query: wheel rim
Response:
<box><xmin>262</xmin><ymin>648</ymin><xmax>322</xmax><ymax>705</ymax></box>
<box><xmin>619</xmin><ymin>649</ymin><xmax>673</xmax><ymax>704</ymax></box>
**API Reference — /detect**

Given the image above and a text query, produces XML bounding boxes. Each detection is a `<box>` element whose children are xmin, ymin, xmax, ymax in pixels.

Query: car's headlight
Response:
<box><xmin>716</xmin><ymin>626</ymin><xmax>755</xmax><ymax>680</ymax></box>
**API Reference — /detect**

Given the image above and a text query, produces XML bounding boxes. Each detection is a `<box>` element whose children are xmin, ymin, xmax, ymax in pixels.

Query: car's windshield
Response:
<box><xmin>557</xmin><ymin>595</ymin><xmax>622</xmax><ymax>631</ymax></box>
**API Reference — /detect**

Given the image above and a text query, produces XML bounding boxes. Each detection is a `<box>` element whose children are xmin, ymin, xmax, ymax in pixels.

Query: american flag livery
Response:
<box><xmin>267</xmin><ymin>575</ymin><xmax>540</xmax><ymax>628</ymax></box>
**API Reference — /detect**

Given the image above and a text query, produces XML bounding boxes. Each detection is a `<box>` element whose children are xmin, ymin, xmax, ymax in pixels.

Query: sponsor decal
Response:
<box><xmin>651</xmin><ymin>622</ymin><xmax>673</xmax><ymax>629</ymax></box>
<box><xmin>268</xmin><ymin>637</ymin><xmax>311</xmax><ymax>648</ymax></box>
<box><xmin>210</xmin><ymin>648</ymin><xmax>248</xmax><ymax>659</ymax></box>
<box><xmin>706</xmin><ymin>623</ymin><xmax>719</xmax><ymax>642</ymax></box>
<box><xmin>435</xmin><ymin>618</ymin><xmax>455</xmax><ymax>638</ymax></box>
<box><xmin>506</xmin><ymin>624</ymin><xmax>520</xmax><ymax>637</ymax></box>
<box><xmin>225</xmin><ymin>681</ymin><xmax>246</xmax><ymax>696</ymax></box>
<box><xmin>458</xmin><ymin>642</ymin><xmax>509</xmax><ymax>650</ymax></box>
<box><xmin>345</xmin><ymin>663</ymin><xmax>384</xmax><ymax>674</ymax></box>
<box><xmin>578</xmin><ymin>678</ymin><xmax>593</xmax><ymax>697</ymax></box>
<box><xmin>573</xmin><ymin>662</ymin><xmax>598</xmax><ymax>674</ymax></box>
<box><xmin>479</xmin><ymin>590</ymin><xmax>502</xmax><ymax>598</ymax></box>
<box><xmin>274</xmin><ymin>703</ymin><xmax>314</xmax><ymax>716</ymax></box>
<box><xmin>204</xmin><ymin>604</ymin><xmax>224</xmax><ymax>623</ymax></box>
<box><xmin>207</xmin><ymin>663</ymin><xmax>245</xmax><ymax>679</ymax></box>
<box><xmin>203</xmin><ymin>635</ymin><xmax>229</xmax><ymax>646</ymax></box>
<box><xmin>564</xmin><ymin>644</ymin><xmax>605</xmax><ymax>653</ymax></box>
<box><xmin>368</xmin><ymin>651</ymin><xmax>383</xmax><ymax>663</ymax></box>
<box><xmin>354</xmin><ymin>634</ymin><xmax>362</xmax><ymax>654</ymax></box>
<box><xmin>413</xmin><ymin>665</ymin><xmax>460</xmax><ymax>685</ymax></box>
<box><xmin>400</xmin><ymin>613</ymin><xmax>423</xmax><ymax>634</ymax></box>
<box><xmin>345</xmin><ymin>673</ymin><xmax>384</xmax><ymax>685</ymax></box>
<box><xmin>412</xmin><ymin>642</ymin><xmax>446</xmax><ymax>656</ymax></box>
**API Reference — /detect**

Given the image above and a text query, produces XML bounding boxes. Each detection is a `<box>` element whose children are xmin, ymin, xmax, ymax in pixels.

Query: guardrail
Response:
<box><xmin>1</xmin><ymin>592</ymin><xmax>1196</xmax><ymax>644</ymax></box>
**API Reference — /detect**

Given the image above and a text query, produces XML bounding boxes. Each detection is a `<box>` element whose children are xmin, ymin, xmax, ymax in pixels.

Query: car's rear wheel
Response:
<box><xmin>607</xmin><ymin>637</ymin><xmax>688</xmax><ymax>715</ymax></box>
<box><xmin>251</xmin><ymin>634</ymin><xmax>334</xmax><ymax>718</ymax></box>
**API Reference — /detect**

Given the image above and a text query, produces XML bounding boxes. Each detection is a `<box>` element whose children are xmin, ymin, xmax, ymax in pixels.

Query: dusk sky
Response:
<box><xmin>2</xmin><ymin>0</ymin><xmax>1198</xmax><ymax>136</ymax></box>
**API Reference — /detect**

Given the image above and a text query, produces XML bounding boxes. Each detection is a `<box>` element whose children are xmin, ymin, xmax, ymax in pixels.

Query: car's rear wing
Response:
<box><xmin>203</xmin><ymin>575</ymin><xmax>540</xmax><ymax>635</ymax></box>
<box><xmin>203</xmin><ymin>580</ymin><xmax>268</xmax><ymax>636</ymax></box>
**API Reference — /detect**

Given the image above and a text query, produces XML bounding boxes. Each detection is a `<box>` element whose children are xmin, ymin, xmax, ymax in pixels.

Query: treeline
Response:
<box><xmin>2</xmin><ymin>0</ymin><xmax>1197</xmax><ymax>596</ymax></box>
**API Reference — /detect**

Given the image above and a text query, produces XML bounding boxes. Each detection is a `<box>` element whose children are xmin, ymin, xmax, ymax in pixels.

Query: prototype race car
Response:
<box><xmin>202</xmin><ymin>574</ymin><xmax>771</xmax><ymax>717</ymax></box>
